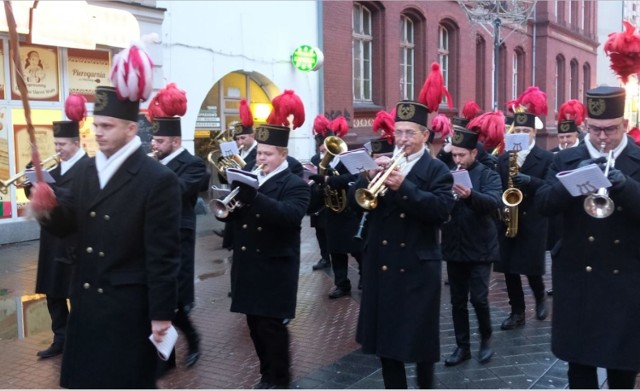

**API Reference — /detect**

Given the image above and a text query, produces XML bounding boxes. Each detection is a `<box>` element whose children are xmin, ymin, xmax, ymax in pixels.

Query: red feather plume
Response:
<box><xmin>558</xmin><ymin>99</ymin><xmax>586</xmax><ymax>126</ymax></box>
<box><xmin>462</xmin><ymin>100</ymin><xmax>481</xmax><ymax>121</ymax></box>
<box><xmin>64</xmin><ymin>94</ymin><xmax>87</xmax><ymax>123</ymax></box>
<box><xmin>329</xmin><ymin>116</ymin><xmax>349</xmax><ymax>138</ymax></box>
<box><xmin>146</xmin><ymin>83</ymin><xmax>187</xmax><ymax>122</ymax></box>
<box><xmin>604</xmin><ymin>20</ymin><xmax>640</xmax><ymax>84</ymax></box>
<box><xmin>313</xmin><ymin>114</ymin><xmax>330</xmax><ymax>137</ymax></box>
<box><xmin>266</xmin><ymin>93</ymin><xmax>283</xmax><ymax>126</ymax></box>
<box><xmin>239</xmin><ymin>99</ymin><xmax>254</xmax><ymax>128</ymax></box>
<box><xmin>468</xmin><ymin>111</ymin><xmax>506</xmax><ymax>151</ymax></box>
<box><xmin>372</xmin><ymin>110</ymin><xmax>395</xmax><ymax>142</ymax></box>
<box><xmin>628</xmin><ymin>127</ymin><xmax>640</xmax><ymax>145</ymax></box>
<box><xmin>418</xmin><ymin>62</ymin><xmax>454</xmax><ymax>112</ymax></box>
<box><xmin>517</xmin><ymin>86</ymin><xmax>548</xmax><ymax>116</ymax></box>
<box><xmin>430</xmin><ymin>114</ymin><xmax>453</xmax><ymax>139</ymax></box>
<box><xmin>275</xmin><ymin>89</ymin><xmax>305</xmax><ymax>129</ymax></box>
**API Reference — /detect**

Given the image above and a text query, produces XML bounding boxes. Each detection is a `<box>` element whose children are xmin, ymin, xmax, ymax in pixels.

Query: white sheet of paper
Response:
<box><xmin>226</xmin><ymin>168</ymin><xmax>259</xmax><ymax>189</ymax></box>
<box><xmin>451</xmin><ymin>169</ymin><xmax>473</xmax><ymax>189</ymax></box>
<box><xmin>363</xmin><ymin>141</ymin><xmax>372</xmax><ymax>154</ymax></box>
<box><xmin>219</xmin><ymin>141</ymin><xmax>240</xmax><ymax>157</ymax></box>
<box><xmin>302</xmin><ymin>162</ymin><xmax>317</xmax><ymax>181</ymax></box>
<box><xmin>24</xmin><ymin>169</ymin><xmax>56</xmax><ymax>184</ymax></box>
<box><xmin>338</xmin><ymin>148</ymin><xmax>379</xmax><ymax>175</ymax></box>
<box><xmin>505</xmin><ymin>133</ymin><xmax>530</xmax><ymax>152</ymax></box>
<box><xmin>556</xmin><ymin>163</ymin><xmax>612</xmax><ymax>197</ymax></box>
<box><xmin>148</xmin><ymin>325</ymin><xmax>178</xmax><ymax>361</ymax></box>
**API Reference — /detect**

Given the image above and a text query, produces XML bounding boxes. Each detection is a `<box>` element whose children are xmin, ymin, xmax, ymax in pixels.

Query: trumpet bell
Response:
<box><xmin>502</xmin><ymin>188</ymin><xmax>523</xmax><ymax>207</ymax></box>
<box><xmin>211</xmin><ymin>199</ymin><xmax>232</xmax><ymax>219</ymax></box>
<box><xmin>355</xmin><ymin>188</ymin><xmax>378</xmax><ymax>210</ymax></box>
<box><xmin>583</xmin><ymin>194</ymin><xmax>614</xmax><ymax>219</ymax></box>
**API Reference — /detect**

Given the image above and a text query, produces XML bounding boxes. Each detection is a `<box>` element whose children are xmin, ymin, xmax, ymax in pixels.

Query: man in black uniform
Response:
<box><xmin>218</xmin><ymin>124</ymin><xmax>310</xmax><ymax>389</ymax></box>
<box><xmin>151</xmin><ymin>107</ymin><xmax>209</xmax><ymax>371</ymax></box>
<box><xmin>352</xmin><ymin>101</ymin><xmax>454</xmax><ymax>388</ymax></box>
<box><xmin>537</xmin><ymin>86</ymin><xmax>640</xmax><ymax>388</ymax></box>
<box><xmin>308</xmin><ymin>138</ymin><xmax>331</xmax><ymax>271</ymax></box>
<box><xmin>495</xmin><ymin>110</ymin><xmax>553</xmax><ymax>330</ymax></box>
<box><xmin>27</xmin><ymin>116</ymin><xmax>89</xmax><ymax>359</ymax></box>
<box><xmin>441</xmin><ymin>126</ymin><xmax>502</xmax><ymax>366</ymax></box>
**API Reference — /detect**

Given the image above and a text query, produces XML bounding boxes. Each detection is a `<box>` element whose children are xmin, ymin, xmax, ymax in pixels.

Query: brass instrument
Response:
<box><xmin>319</xmin><ymin>136</ymin><xmax>349</xmax><ymax>213</ymax></box>
<box><xmin>353</xmin><ymin>212</ymin><xmax>368</xmax><ymax>241</ymax></box>
<box><xmin>584</xmin><ymin>144</ymin><xmax>615</xmax><ymax>219</ymax></box>
<box><xmin>502</xmin><ymin>149</ymin><xmax>523</xmax><ymax>238</ymax></box>
<box><xmin>147</xmin><ymin>150</ymin><xmax>159</xmax><ymax>160</ymax></box>
<box><xmin>211</xmin><ymin>164</ymin><xmax>265</xmax><ymax>219</ymax></box>
<box><xmin>355</xmin><ymin>149</ymin><xmax>407</xmax><ymax>210</ymax></box>
<box><xmin>0</xmin><ymin>154</ymin><xmax>60</xmax><ymax>195</ymax></box>
<box><xmin>207</xmin><ymin>124</ymin><xmax>245</xmax><ymax>180</ymax></box>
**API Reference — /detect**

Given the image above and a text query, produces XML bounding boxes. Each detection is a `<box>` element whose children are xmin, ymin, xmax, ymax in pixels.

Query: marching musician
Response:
<box><xmin>26</xmin><ymin>95</ymin><xmax>89</xmax><ymax>359</ymax></box>
<box><xmin>441</xmin><ymin>126</ymin><xmax>502</xmax><ymax>367</ymax></box>
<box><xmin>308</xmin><ymin>139</ymin><xmax>331</xmax><ymax>271</ymax></box>
<box><xmin>218</xmin><ymin>123</ymin><xmax>310</xmax><ymax>389</ymax></box>
<box><xmin>309</xmin><ymin>115</ymin><xmax>363</xmax><ymax>298</ymax></box>
<box><xmin>235</xmin><ymin>102</ymin><xmax>259</xmax><ymax>164</ymax></box>
<box><xmin>536</xmin><ymin>86</ymin><xmax>640</xmax><ymax>388</ymax></box>
<box><xmin>495</xmin><ymin>91</ymin><xmax>553</xmax><ymax>331</ymax></box>
<box><xmin>149</xmin><ymin>84</ymin><xmax>209</xmax><ymax>374</ymax></box>
<box><xmin>352</xmin><ymin>100</ymin><xmax>454</xmax><ymax>388</ymax></box>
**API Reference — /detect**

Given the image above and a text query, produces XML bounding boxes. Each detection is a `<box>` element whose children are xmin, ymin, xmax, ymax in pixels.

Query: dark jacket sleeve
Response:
<box><xmin>467</xmin><ymin>167</ymin><xmax>502</xmax><ymax>214</ymax></box>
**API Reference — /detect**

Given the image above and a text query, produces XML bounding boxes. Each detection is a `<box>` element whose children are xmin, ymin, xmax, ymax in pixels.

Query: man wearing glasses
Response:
<box><xmin>536</xmin><ymin>86</ymin><xmax>640</xmax><ymax>388</ymax></box>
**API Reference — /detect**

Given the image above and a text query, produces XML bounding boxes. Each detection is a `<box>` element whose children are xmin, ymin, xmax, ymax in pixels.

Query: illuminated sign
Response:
<box><xmin>291</xmin><ymin>45</ymin><xmax>324</xmax><ymax>72</ymax></box>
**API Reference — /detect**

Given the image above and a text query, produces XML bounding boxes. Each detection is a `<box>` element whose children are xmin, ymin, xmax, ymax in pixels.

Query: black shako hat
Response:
<box><xmin>586</xmin><ymin>86</ymin><xmax>625</xmax><ymax>120</ymax></box>
<box><xmin>370</xmin><ymin>137</ymin><xmax>395</xmax><ymax>154</ymax></box>
<box><xmin>557</xmin><ymin>120</ymin><xmax>579</xmax><ymax>134</ymax></box>
<box><xmin>93</xmin><ymin>86</ymin><xmax>139</xmax><ymax>122</ymax></box>
<box><xmin>152</xmin><ymin>117</ymin><xmax>181</xmax><ymax>137</ymax></box>
<box><xmin>513</xmin><ymin>112</ymin><xmax>536</xmax><ymax>129</ymax></box>
<box><xmin>255</xmin><ymin>124</ymin><xmax>289</xmax><ymax>147</ymax></box>
<box><xmin>451</xmin><ymin>125</ymin><xmax>478</xmax><ymax>150</ymax></box>
<box><xmin>53</xmin><ymin>121</ymin><xmax>79</xmax><ymax>138</ymax></box>
<box><xmin>394</xmin><ymin>101</ymin><xmax>430</xmax><ymax>127</ymax></box>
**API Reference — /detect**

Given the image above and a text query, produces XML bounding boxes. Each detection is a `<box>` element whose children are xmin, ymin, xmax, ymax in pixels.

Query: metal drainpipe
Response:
<box><xmin>317</xmin><ymin>0</ymin><xmax>324</xmax><ymax>118</ymax></box>
<box><xmin>532</xmin><ymin>6</ymin><xmax>537</xmax><ymax>86</ymax></box>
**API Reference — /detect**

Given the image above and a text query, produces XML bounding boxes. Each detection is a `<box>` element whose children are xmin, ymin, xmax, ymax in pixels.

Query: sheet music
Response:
<box><xmin>226</xmin><ymin>168</ymin><xmax>259</xmax><ymax>189</ymax></box>
<box><xmin>505</xmin><ymin>133</ymin><xmax>530</xmax><ymax>152</ymax></box>
<box><xmin>451</xmin><ymin>169</ymin><xmax>473</xmax><ymax>189</ymax></box>
<box><xmin>338</xmin><ymin>148</ymin><xmax>379</xmax><ymax>175</ymax></box>
<box><xmin>148</xmin><ymin>325</ymin><xmax>178</xmax><ymax>361</ymax></box>
<box><xmin>556</xmin><ymin>163</ymin><xmax>611</xmax><ymax>197</ymax></box>
<box><xmin>219</xmin><ymin>141</ymin><xmax>240</xmax><ymax>157</ymax></box>
<box><xmin>363</xmin><ymin>142</ymin><xmax>372</xmax><ymax>154</ymax></box>
<box><xmin>24</xmin><ymin>169</ymin><xmax>56</xmax><ymax>184</ymax></box>
<box><xmin>302</xmin><ymin>162</ymin><xmax>317</xmax><ymax>181</ymax></box>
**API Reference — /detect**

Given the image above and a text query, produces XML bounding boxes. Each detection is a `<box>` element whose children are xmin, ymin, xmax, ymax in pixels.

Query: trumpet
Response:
<box><xmin>147</xmin><ymin>150</ymin><xmax>159</xmax><ymax>160</ymax></box>
<box><xmin>211</xmin><ymin>164</ymin><xmax>265</xmax><ymax>219</ymax></box>
<box><xmin>355</xmin><ymin>149</ymin><xmax>406</xmax><ymax>210</ymax></box>
<box><xmin>0</xmin><ymin>154</ymin><xmax>60</xmax><ymax>195</ymax></box>
<box><xmin>584</xmin><ymin>144</ymin><xmax>615</xmax><ymax>219</ymax></box>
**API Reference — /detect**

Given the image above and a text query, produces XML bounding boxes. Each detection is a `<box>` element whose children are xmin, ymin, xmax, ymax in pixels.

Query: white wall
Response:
<box><xmin>157</xmin><ymin>0</ymin><xmax>322</xmax><ymax>159</ymax></box>
<box><xmin>596</xmin><ymin>1</ymin><xmax>625</xmax><ymax>87</ymax></box>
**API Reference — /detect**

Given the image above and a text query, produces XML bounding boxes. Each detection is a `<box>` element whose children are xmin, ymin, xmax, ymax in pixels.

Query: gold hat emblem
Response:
<box><xmin>94</xmin><ymin>91</ymin><xmax>108</xmax><ymax>112</ymax></box>
<box><xmin>588</xmin><ymin>98</ymin><xmax>606</xmax><ymax>116</ymax></box>
<box><xmin>53</xmin><ymin>123</ymin><xmax>61</xmax><ymax>134</ymax></box>
<box><xmin>453</xmin><ymin>131</ymin><xmax>464</xmax><ymax>144</ymax></box>
<box><xmin>397</xmin><ymin>104</ymin><xmax>416</xmax><ymax>120</ymax></box>
<box><xmin>233</xmin><ymin>123</ymin><xmax>243</xmax><ymax>135</ymax></box>
<box><xmin>559</xmin><ymin>122</ymin><xmax>570</xmax><ymax>132</ymax></box>
<box><xmin>256</xmin><ymin>127</ymin><xmax>270</xmax><ymax>142</ymax></box>
<box><xmin>515</xmin><ymin>113</ymin><xmax>528</xmax><ymax>125</ymax></box>
<box><xmin>371</xmin><ymin>141</ymin><xmax>381</xmax><ymax>152</ymax></box>
<box><xmin>151</xmin><ymin>121</ymin><xmax>160</xmax><ymax>133</ymax></box>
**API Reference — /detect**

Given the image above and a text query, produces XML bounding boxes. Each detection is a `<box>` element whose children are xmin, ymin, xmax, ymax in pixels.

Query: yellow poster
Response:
<box><xmin>0</xmin><ymin>45</ymin><xmax>5</xmax><ymax>100</ymax></box>
<box><xmin>10</xmin><ymin>44</ymin><xmax>60</xmax><ymax>102</ymax></box>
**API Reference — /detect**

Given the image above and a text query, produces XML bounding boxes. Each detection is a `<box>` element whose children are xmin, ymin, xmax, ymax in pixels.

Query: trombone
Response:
<box><xmin>0</xmin><ymin>154</ymin><xmax>60</xmax><ymax>195</ymax></box>
<box><xmin>584</xmin><ymin>145</ymin><xmax>615</xmax><ymax>219</ymax></box>
<box><xmin>355</xmin><ymin>148</ymin><xmax>406</xmax><ymax>210</ymax></box>
<box><xmin>211</xmin><ymin>164</ymin><xmax>265</xmax><ymax>219</ymax></box>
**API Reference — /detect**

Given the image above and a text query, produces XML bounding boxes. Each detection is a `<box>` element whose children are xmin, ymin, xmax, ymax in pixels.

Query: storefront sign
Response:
<box><xmin>13</xmin><ymin>124</ymin><xmax>56</xmax><ymax>172</ymax></box>
<box><xmin>291</xmin><ymin>45</ymin><xmax>324</xmax><ymax>72</ymax></box>
<box><xmin>67</xmin><ymin>49</ymin><xmax>111</xmax><ymax>103</ymax></box>
<box><xmin>10</xmin><ymin>44</ymin><xmax>60</xmax><ymax>102</ymax></box>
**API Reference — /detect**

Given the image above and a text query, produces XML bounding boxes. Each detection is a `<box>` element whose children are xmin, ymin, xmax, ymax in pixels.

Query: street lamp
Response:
<box><xmin>458</xmin><ymin>0</ymin><xmax>537</xmax><ymax>110</ymax></box>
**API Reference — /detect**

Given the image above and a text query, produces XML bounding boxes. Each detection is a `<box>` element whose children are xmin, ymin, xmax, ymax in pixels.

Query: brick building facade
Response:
<box><xmin>322</xmin><ymin>1</ymin><xmax>598</xmax><ymax>150</ymax></box>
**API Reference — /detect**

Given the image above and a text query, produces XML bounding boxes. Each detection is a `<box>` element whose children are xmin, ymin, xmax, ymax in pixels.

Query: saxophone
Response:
<box><xmin>502</xmin><ymin>150</ymin><xmax>523</xmax><ymax>238</ymax></box>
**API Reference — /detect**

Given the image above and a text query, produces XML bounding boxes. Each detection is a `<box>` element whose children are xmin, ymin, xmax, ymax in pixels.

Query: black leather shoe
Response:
<box><xmin>328</xmin><ymin>286</ymin><xmax>351</xmax><ymax>299</ymax></box>
<box><xmin>536</xmin><ymin>299</ymin><xmax>548</xmax><ymax>320</ymax></box>
<box><xmin>185</xmin><ymin>351</ymin><xmax>200</xmax><ymax>368</ymax></box>
<box><xmin>444</xmin><ymin>347</ymin><xmax>471</xmax><ymax>366</ymax></box>
<box><xmin>254</xmin><ymin>381</ymin><xmax>279</xmax><ymax>389</ymax></box>
<box><xmin>212</xmin><ymin>228</ymin><xmax>225</xmax><ymax>238</ymax></box>
<box><xmin>478</xmin><ymin>339</ymin><xmax>494</xmax><ymax>363</ymax></box>
<box><xmin>36</xmin><ymin>343</ymin><xmax>63</xmax><ymax>358</ymax></box>
<box><xmin>546</xmin><ymin>289</ymin><xmax>553</xmax><ymax>296</ymax></box>
<box><xmin>500</xmin><ymin>312</ymin><xmax>525</xmax><ymax>330</ymax></box>
<box><xmin>312</xmin><ymin>258</ymin><xmax>330</xmax><ymax>271</ymax></box>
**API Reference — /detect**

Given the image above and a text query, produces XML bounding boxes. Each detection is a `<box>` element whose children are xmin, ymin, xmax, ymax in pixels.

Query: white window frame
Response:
<box><xmin>353</xmin><ymin>3</ymin><xmax>373</xmax><ymax>102</ymax></box>
<box><xmin>438</xmin><ymin>24</ymin><xmax>449</xmax><ymax>93</ymax></box>
<box><xmin>400</xmin><ymin>15</ymin><xmax>415</xmax><ymax>100</ymax></box>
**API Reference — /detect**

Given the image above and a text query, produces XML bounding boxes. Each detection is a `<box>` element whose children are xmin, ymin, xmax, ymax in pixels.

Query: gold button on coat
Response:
<box><xmin>614</xmin><ymin>240</ymin><xmax>620</xmax><ymax>244</ymax></box>
<box><xmin>98</xmin><ymin>252</ymin><xmax>105</xmax><ymax>257</ymax></box>
<box><xmin>586</xmin><ymin>266</ymin><xmax>592</xmax><ymax>272</ymax></box>
<box><xmin>241</xmin><ymin>246</ymin><xmax>247</xmax><ymax>251</ymax></box>
<box><xmin>83</xmin><ymin>283</ymin><xmax>90</xmax><ymax>289</ymax></box>
<box><xmin>588</xmin><ymin>236</ymin><xmax>595</xmax><ymax>242</ymax></box>
<box><xmin>613</xmin><ymin>269</ymin><xmax>620</xmax><ymax>274</ymax></box>
<box><xmin>382</xmin><ymin>240</ymin><xmax>388</xmax><ymax>245</ymax></box>
<box><xmin>97</xmin><ymin>288</ymin><xmax>104</xmax><ymax>294</ymax></box>
<box><xmin>257</xmin><ymin>227</ymin><xmax>263</xmax><ymax>231</ymax></box>
<box><xmin>89</xmin><ymin>211</ymin><xmax>96</xmax><ymax>217</ymax></box>
<box><xmin>381</xmin><ymin>265</ymin><xmax>388</xmax><ymax>271</ymax></box>
<box><xmin>104</xmin><ymin>215</ymin><xmax>110</xmax><ymax>221</ymax></box>
<box><xmin>86</xmin><ymin>247</ymin><xmax>93</xmax><ymax>253</ymax></box>
<box><xmin>399</xmin><ymin>213</ymin><xmax>405</xmax><ymax>218</ymax></box>
<box><xmin>242</xmin><ymin>224</ymin><xmax>247</xmax><ymax>229</ymax></box>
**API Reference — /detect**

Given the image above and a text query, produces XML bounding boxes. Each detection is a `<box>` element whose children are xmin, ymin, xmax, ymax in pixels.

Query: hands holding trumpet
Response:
<box><xmin>369</xmin><ymin>154</ymin><xmax>404</xmax><ymax>192</ymax></box>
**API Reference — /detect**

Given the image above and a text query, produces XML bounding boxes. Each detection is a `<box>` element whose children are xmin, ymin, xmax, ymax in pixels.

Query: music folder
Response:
<box><xmin>505</xmin><ymin>133</ymin><xmax>530</xmax><ymax>152</ymax></box>
<box><xmin>148</xmin><ymin>325</ymin><xmax>178</xmax><ymax>361</ymax></box>
<box><xmin>24</xmin><ymin>169</ymin><xmax>56</xmax><ymax>184</ymax></box>
<box><xmin>226</xmin><ymin>168</ymin><xmax>259</xmax><ymax>189</ymax></box>
<box><xmin>451</xmin><ymin>169</ymin><xmax>473</xmax><ymax>189</ymax></box>
<box><xmin>338</xmin><ymin>148</ymin><xmax>379</xmax><ymax>175</ymax></box>
<box><xmin>219</xmin><ymin>141</ymin><xmax>240</xmax><ymax>157</ymax></box>
<box><xmin>556</xmin><ymin>163</ymin><xmax>611</xmax><ymax>197</ymax></box>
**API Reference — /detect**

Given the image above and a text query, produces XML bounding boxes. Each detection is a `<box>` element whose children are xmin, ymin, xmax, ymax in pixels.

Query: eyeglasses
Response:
<box><xmin>395</xmin><ymin>130</ymin><xmax>420</xmax><ymax>139</ymax></box>
<box><xmin>587</xmin><ymin>123</ymin><xmax>622</xmax><ymax>135</ymax></box>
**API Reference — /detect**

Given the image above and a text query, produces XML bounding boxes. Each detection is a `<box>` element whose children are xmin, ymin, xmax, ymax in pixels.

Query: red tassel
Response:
<box><xmin>462</xmin><ymin>100</ymin><xmax>482</xmax><ymax>121</ymax></box>
<box><xmin>431</xmin><ymin>114</ymin><xmax>453</xmax><ymax>139</ymax></box>
<box><xmin>418</xmin><ymin>62</ymin><xmax>454</xmax><ymax>112</ymax></box>
<box><xmin>518</xmin><ymin>86</ymin><xmax>548</xmax><ymax>116</ymax></box>
<box><xmin>604</xmin><ymin>21</ymin><xmax>640</xmax><ymax>84</ymax></box>
<box><xmin>239</xmin><ymin>99</ymin><xmax>254</xmax><ymax>128</ymax></box>
<box><xmin>628</xmin><ymin>127</ymin><xmax>640</xmax><ymax>144</ymax></box>
<box><xmin>276</xmin><ymin>90</ymin><xmax>305</xmax><ymax>129</ymax></box>
<box><xmin>373</xmin><ymin>110</ymin><xmax>395</xmax><ymax>142</ymax></box>
<box><xmin>146</xmin><ymin>83</ymin><xmax>187</xmax><ymax>122</ymax></box>
<box><xmin>558</xmin><ymin>99</ymin><xmax>586</xmax><ymax>125</ymax></box>
<box><xmin>505</xmin><ymin>99</ymin><xmax>519</xmax><ymax>113</ymax></box>
<box><xmin>468</xmin><ymin>111</ymin><xmax>506</xmax><ymax>151</ymax></box>
<box><xmin>29</xmin><ymin>182</ymin><xmax>57</xmax><ymax>219</ymax></box>
<box><xmin>329</xmin><ymin>116</ymin><xmax>349</xmax><ymax>138</ymax></box>
<box><xmin>313</xmin><ymin>114</ymin><xmax>330</xmax><ymax>137</ymax></box>
<box><xmin>64</xmin><ymin>94</ymin><xmax>87</xmax><ymax>122</ymax></box>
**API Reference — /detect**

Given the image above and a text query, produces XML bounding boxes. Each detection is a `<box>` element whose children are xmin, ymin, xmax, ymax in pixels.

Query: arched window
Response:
<box><xmin>438</xmin><ymin>24</ymin><xmax>449</xmax><ymax>91</ymax></box>
<box><xmin>570</xmin><ymin>0</ymin><xmax>579</xmax><ymax>28</ymax></box>
<box><xmin>498</xmin><ymin>43</ymin><xmax>507</xmax><ymax>111</ymax></box>
<box><xmin>400</xmin><ymin>15</ymin><xmax>415</xmax><ymax>100</ymax></box>
<box><xmin>512</xmin><ymin>47</ymin><xmax>525</xmax><ymax>99</ymax></box>
<box><xmin>475</xmin><ymin>34</ymin><xmax>486</xmax><ymax>109</ymax></box>
<box><xmin>438</xmin><ymin>20</ymin><xmax>459</xmax><ymax>107</ymax></box>
<box><xmin>583</xmin><ymin>62</ymin><xmax>591</xmax><ymax>100</ymax></box>
<box><xmin>353</xmin><ymin>3</ymin><xmax>373</xmax><ymax>102</ymax></box>
<box><xmin>555</xmin><ymin>55</ymin><xmax>566</xmax><ymax>111</ymax></box>
<box><xmin>570</xmin><ymin>59</ymin><xmax>579</xmax><ymax>99</ymax></box>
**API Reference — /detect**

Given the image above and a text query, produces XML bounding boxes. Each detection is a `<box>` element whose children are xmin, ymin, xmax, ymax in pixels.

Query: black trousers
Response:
<box><xmin>46</xmin><ymin>296</ymin><xmax>68</xmax><ymax>345</ymax></box>
<box><xmin>314</xmin><ymin>226</ymin><xmax>330</xmax><ymax>262</ymax></box>
<box><xmin>246</xmin><ymin>315</ymin><xmax>290</xmax><ymax>387</ymax></box>
<box><xmin>380</xmin><ymin>357</ymin><xmax>434</xmax><ymax>389</ymax></box>
<box><xmin>331</xmin><ymin>252</ymin><xmax>362</xmax><ymax>289</ymax></box>
<box><xmin>568</xmin><ymin>362</ymin><xmax>637</xmax><ymax>389</ymax></box>
<box><xmin>447</xmin><ymin>262</ymin><xmax>493</xmax><ymax>348</ymax></box>
<box><xmin>504</xmin><ymin>273</ymin><xmax>545</xmax><ymax>313</ymax></box>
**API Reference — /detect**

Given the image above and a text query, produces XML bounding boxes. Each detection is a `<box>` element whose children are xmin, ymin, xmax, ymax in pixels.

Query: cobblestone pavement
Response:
<box><xmin>0</xmin><ymin>212</ymin><xmax>636</xmax><ymax>389</ymax></box>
